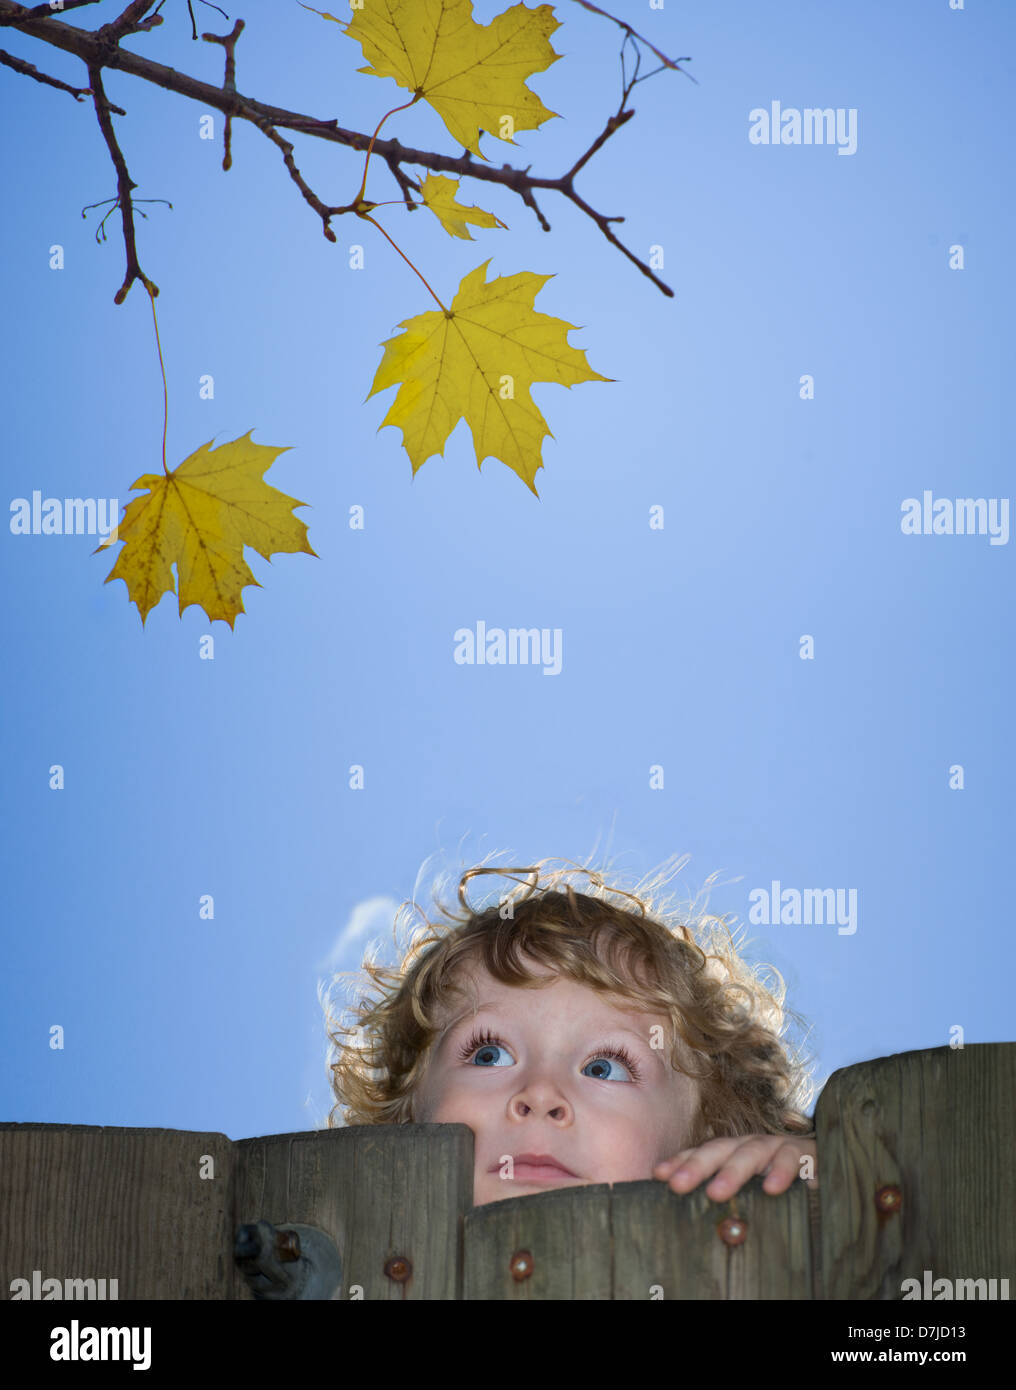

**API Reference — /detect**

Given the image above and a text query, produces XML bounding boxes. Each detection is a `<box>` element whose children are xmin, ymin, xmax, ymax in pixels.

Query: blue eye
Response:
<box><xmin>457</xmin><ymin>1027</ymin><xmax>641</xmax><ymax>1082</ymax></box>
<box><xmin>581</xmin><ymin>1055</ymin><xmax>634</xmax><ymax>1082</ymax></box>
<box><xmin>472</xmin><ymin>1039</ymin><xmax>513</xmax><ymax>1067</ymax></box>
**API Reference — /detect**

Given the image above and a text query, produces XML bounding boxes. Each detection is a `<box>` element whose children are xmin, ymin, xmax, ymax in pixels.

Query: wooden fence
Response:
<box><xmin>2</xmin><ymin>1043</ymin><xmax>1013</xmax><ymax>1299</ymax></box>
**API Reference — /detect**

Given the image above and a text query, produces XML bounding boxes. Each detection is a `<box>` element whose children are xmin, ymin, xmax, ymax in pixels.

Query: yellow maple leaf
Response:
<box><xmin>418</xmin><ymin>174</ymin><xmax>507</xmax><ymax>240</ymax></box>
<box><xmin>94</xmin><ymin>431</ymin><xmax>316</xmax><ymax>628</ymax></box>
<box><xmin>312</xmin><ymin>0</ymin><xmax>561</xmax><ymax>158</ymax></box>
<box><xmin>367</xmin><ymin>259</ymin><xmax>611</xmax><ymax>494</ymax></box>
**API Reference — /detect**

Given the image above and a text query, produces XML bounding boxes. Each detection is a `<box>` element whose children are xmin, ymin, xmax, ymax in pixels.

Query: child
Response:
<box><xmin>324</xmin><ymin>859</ymin><xmax>817</xmax><ymax>1207</ymax></box>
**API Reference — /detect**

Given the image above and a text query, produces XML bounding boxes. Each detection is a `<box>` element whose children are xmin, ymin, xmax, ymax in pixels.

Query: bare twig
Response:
<box><xmin>515</xmin><ymin>176</ymin><xmax>550</xmax><ymax>233</ymax></box>
<box><xmin>187</xmin><ymin>0</ymin><xmax>227</xmax><ymax>43</ymax></box>
<box><xmin>0</xmin><ymin>44</ymin><xmax>90</xmax><ymax>95</ymax></box>
<box><xmin>88</xmin><ymin>62</ymin><xmax>157</xmax><ymax>301</ymax></box>
<box><xmin>82</xmin><ymin>191</ymin><xmax>171</xmax><ymax>243</ymax></box>
<box><xmin>565</xmin><ymin>105</ymin><xmax>635</xmax><ymax>185</ymax></box>
<box><xmin>567</xmin><ymin>0</ymin><xmax>697</xmax><ymax>83</ymax></box>
<box><xmin>252</xmin><ymin>114</ymin><xmax>340</xmax><ymax>242</ymax></box>
<box><xmin>202</xmin><ymin>17</ymin><xmax>241</xmax><ymax>169</ymax></box>
<box><xmin>382</xmin><ymin>143</ymin><xmax>422</xmax><ymax>211</ymax></box>
<box><xmin>50</xmin><ymin>3</ymin><xmax>164</xmax><ymax>301</ymax></box>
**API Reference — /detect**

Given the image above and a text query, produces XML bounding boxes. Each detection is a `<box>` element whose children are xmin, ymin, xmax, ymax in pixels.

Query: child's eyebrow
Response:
<box><xmin>435</xmin><ymin>1001</ymin><xmax>502</xmax><ymax>1046</ymax></box>
<box><xmin>438</xmin><ymin>1002</ymin><xmax>668</xmax><ymax>1068</ymax></box>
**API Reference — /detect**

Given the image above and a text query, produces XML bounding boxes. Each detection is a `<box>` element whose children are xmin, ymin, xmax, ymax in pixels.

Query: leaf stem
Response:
<box><xmin>147</xmin><ymin>282</ymin><xmax>169</xmax><ymax>474</ymax></box>
<box><xmin>354</xmin><ymin>94</ymin><xmax>420</xmax><ymax>206</ymax></box>
<box><xmin>362</xmin><ymin>212</ymin><xmax>447</xmax><ymax>311</ymax></box>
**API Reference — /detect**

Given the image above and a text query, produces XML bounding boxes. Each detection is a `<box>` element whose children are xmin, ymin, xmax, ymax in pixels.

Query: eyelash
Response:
<box><xmin>456</xmin><ymin>1026</ymin><xmax>643</xmax><ymax>1083</ymax></box>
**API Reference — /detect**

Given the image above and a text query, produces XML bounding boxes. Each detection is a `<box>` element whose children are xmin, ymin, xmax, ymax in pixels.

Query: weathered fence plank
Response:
<box><xmin>818</xmin><ymin>1043</ymin><xmax>1016</xmax><ymax>1300</ymax></box>
<box><xmin>609</xmin><ymin>1176</ymin><xmax>815</xmax><ymax>1299</ymax></box>
<box><xmin>610</xmin><ymin>1182</ymin><xmax>729</xmax><ymax>1301</ymax></box>
<box><xmin>0</xmin><ymin>1123</ymin><xmax>234</xmax><ymax>1299</ymax></box>
<box><xmin>232</xmin><ymin>1123</ymin><xmax>472</xmax><ymax>1300</ymax></box>
<box><xmin>462</xmin><ymin>1177</ymin><xmax>815</xmax><ymax>1299</ymax></box>
<box><xmin>463</xmin><ymin>1182</ymin><xmax>613</xmax><ymax>1299</ymax></box>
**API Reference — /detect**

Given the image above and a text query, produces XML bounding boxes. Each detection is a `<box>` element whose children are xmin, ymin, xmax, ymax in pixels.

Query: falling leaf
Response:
<box><xmin>311</xmin><ymin>0</ymin><xmax>561</xmax><ymax>158</ymax></box>
<box><xmin>367</xmin><ymin>259</ymin><xmax>611</xmax><ymax>494</ymax></box>
<box><xmin>94</xmin><ymin>431</ymin><xmax>316</xmax><ymax>628</ymax></box>
<box><xmin>418</xmin><ymin>173</ymin><xmax>507</xmax><ymax>240</ymax></box>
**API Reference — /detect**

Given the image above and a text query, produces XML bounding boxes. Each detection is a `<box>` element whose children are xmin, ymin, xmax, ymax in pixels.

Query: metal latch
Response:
<box><xmin>234</xmin><ymin>1220</ymin><xmax>342</xmax><ymax>1300</ymax></box>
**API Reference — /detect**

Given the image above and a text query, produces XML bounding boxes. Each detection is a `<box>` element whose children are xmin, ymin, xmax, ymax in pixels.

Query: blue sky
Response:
<box><xmin>1</xmin><ymin>0</ymin><xmax>1012</xmax><ymax>1147</ymax></box>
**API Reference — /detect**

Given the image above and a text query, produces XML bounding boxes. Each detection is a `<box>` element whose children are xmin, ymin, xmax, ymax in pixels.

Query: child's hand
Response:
<box><xmin>653</xmin><ymin>1135</ymin><xmax>818</xmax><ymax>1200</ymax></box>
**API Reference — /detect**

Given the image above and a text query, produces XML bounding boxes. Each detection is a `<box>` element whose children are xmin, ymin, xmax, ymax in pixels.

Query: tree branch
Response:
<box><xmin>0</xmin><ymin>43</ymin><xmax>90</xmax><ymax>95</ymax></box>
<box><xmin>79</xmin><ymin>2</ymin><xmax>166</xmax><ymax>303</ymax></box>
<box><xmin>381</xmin><ymin>144</ymin><xmax>422</xmax><ymax>212</ymax></box>
<box><xmin>87</xmin><ymin>58</ymin><xmax>156</xmax><ymax>302</ymax></box>
<box><xmin>0</xmin><ymin>0</ymin><xmax>104</xmax><ymax>23</ymax></box>
<box><xmin>252</xmin><ymin>114</ymin><xmax>340</xmax><ymax>243</ymax></box>
<box><xmin>0</xmin><ymin>0</ymin><xmax>683</xmax><ymax>296</ymax></box>
<box><xmin>94</xmin><ymin>0</ymin><xmax>161</xmax><ymax>45</ymax></box>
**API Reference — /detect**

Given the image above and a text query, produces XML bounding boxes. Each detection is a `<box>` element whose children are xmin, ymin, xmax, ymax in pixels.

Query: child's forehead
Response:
<box><xmin>441</xmin><ymin>960</ymin><xmax>657</xmax><ymax>1027</ymax></box>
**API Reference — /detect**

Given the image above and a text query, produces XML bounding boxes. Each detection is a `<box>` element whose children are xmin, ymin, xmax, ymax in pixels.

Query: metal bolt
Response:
<box><xmin>275</xmin><ymin>1229</ymin><xmax>301</xmax><ymax>1263</ymax></box>
<box><xmin>875</xmin><ymin>1184</ymin><xmax>902</xmax><ymax>1214</ymax></box>
<box><xmin>234</xmin><ymin>1224</ymin><xmax>260</xmax><ymax>1260</ymax></box>
<box><xmin>510</xmin><ymin>1249</ymin><xmax>534</xmax><ymax>1281</ymax></box>
<box><xmin>717</xmin><ymin>1216</ymin><xmax>748</xmax><ymax>1246</ymax></box>
<box><xmin>384</xmin><ymin>1255</ymin><xmax>412</xmax><ymax>1283</ymax></box>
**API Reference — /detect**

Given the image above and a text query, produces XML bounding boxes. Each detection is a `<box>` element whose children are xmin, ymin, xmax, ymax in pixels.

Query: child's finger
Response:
<box><xmin>766</xmin><ymin>1139</ymin><xmax>819</xmax><ymax>1192</ymax></box>
<box><xmin>653</xmin><ymin>1136</ymin><xmax>741</xmax><ymax>1179</ymax></box>
<box><xmin>700</xmin><ymin>1136</ymin><xmax>786</xmax><ymax>1199</ymax></box>
<box><xmin>654</xmin><ymin>1137</ymin><xmax>750</xmax><ymax>1191</ymax></box>
<box><xmin>653</xmin><ymin>1146</ymin><xmax>707</xmax><ymax>1177</ymax></box>
<box><xmin>760</xmin><ymin>1141</ymin><xmax>809</xmax><ymax>1194</ymax></box>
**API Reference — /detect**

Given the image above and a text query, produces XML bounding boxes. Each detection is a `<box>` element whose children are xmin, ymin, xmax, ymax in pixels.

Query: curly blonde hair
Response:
<box><xmin>322</xmin><ymin>856</ymin><xmax>816</xmax><ymax>1145</ymax></box>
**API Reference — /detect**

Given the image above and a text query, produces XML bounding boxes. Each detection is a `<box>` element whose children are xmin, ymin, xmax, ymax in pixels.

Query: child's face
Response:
<box><xmin>413</xmin><ymin>958</ymin><xmax>699</xmax><ymax>1207</ymax></box>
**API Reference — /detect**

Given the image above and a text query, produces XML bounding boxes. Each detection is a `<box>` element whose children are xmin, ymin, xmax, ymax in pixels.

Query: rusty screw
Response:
<box><xmin>275</xmin><ymin>1229</ymin><xmax>301</xmax><ymax>1263</ymax></box>
<box><xmin>509</xmin><ymin>1249</ymin><xmax>534</xmax><ymax>1281</ymax></box>
<box><xmin>717</xmin><ymin>1217</ymin><xmax>748</xmax><ymax>1246</ymax></box>
<box><xmin>875</xmin><ymin>1184</ymin><xmax>902</xmax><ymax>1214</ymax></box>
<box><xmin>384</xmin><ymin>1255</ymin><xmax>412</xmax><ymax>1283</ymax></box>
